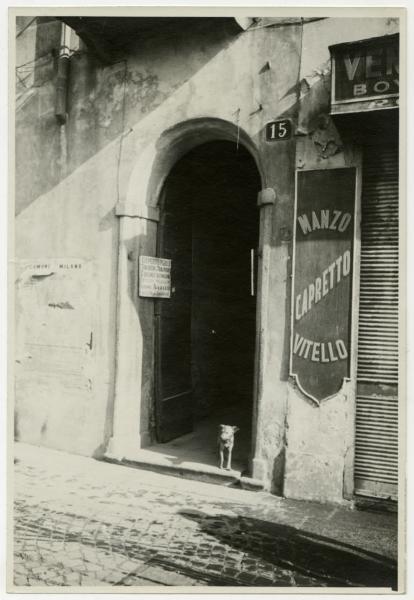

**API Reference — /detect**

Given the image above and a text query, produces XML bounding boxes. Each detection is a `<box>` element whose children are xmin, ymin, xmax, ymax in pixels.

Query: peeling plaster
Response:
<box><xmin>311</xmin><ymin>114</ymin><xmax>343</xmax><ymax>159</ymax></box>
<box><xmin>48</xmin><ymin>301</ymin><xmax>74</xmax><ymax>309</ymax></box>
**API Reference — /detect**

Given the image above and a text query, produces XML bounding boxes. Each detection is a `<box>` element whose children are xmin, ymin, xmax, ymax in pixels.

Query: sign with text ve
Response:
<box><xmin>331</xmin><ymin>34</ymin><xmax>399</xmax><ymax>106</ymax></box>
<box><xmin>290</xmin><ymin>168</ymin><xmax>356</xmax><ymax>404</ymax></box>
<box><xmin>139</xmin><ymin>256</ymin><xmax>171</xmax><ymax>298</ymax></box>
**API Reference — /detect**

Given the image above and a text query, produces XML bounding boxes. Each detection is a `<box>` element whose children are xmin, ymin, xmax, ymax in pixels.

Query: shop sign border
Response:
<box><xmin>289</xmin><ymin>167</ymin><xmax>358</xmax><ymax>406</ymax></box>
<box><xmin>330</xmin><ymin>33</ymin><xmax>399</xmax><ymax>109</ymax></box>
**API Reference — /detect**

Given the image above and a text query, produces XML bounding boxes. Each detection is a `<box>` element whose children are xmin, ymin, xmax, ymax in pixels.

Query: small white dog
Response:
<box><xmin>218</xmin><ymin>424</ymin><xmax>239</xmax><ymax>470</ymax></box>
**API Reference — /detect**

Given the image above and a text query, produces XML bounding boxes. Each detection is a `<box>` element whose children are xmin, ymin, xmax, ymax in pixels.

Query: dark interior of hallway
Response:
<box><xmin>156</xmin><ymin>140</ymin><xmax>261</xmax><ymax>471</ymax></box>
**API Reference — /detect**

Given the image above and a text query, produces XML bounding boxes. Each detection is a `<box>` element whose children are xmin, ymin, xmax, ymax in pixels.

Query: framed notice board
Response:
<box><xmin>290</xmin><ymin>168</ymin><xmax>357</xmax><ymax>404</ymax></box>
<box><xmin>139</xmin><ymin>256</ymin><xmax>171</xmax><ymax>298</ymax></box>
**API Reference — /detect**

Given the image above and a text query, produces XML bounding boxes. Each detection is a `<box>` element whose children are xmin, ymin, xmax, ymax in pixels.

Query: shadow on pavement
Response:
<box><xmin>178</xmin><ymin>509</ymin><xmax>397</xmax><ymax>589</ymax></box>
<box><xmin>13</xmin><ymin>498</ymin><xmax>397</xmax><ymax>589</ymax></box>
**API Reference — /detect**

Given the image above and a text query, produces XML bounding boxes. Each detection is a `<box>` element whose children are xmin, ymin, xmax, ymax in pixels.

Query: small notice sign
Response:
<box><xmin>290</xmin><ymin>168</ymin><xmax>356</xmax><ymax>404</ymax></box>
<box><xmin>139</xmin><ymin>256</ymin><xmax>171</xmax><ymax>298</ymax></box>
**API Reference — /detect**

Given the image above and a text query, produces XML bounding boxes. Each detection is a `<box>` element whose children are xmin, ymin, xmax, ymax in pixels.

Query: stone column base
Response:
<box><xmin>104</xmin><ymin>435</ymin><xmax>142</xmax><ymax>462</ymax></box>
<box><xmin>251</xmin><ymin>457</ymin><xmax>269</xmax><ymax>486</ymax></box>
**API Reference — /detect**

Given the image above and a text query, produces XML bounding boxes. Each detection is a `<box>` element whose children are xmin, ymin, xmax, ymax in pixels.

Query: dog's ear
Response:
<box><xmin>233</xmin><ymin>426</ymin><xmax>240</xmax><ymax>433</ymax></box>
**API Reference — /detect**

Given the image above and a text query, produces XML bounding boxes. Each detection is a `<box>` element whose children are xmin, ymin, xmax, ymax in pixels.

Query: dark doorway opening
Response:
<box><xmin>155</xmin><ymin>140</ymin><xmax>261</xmax><ymax>474</ymax></box>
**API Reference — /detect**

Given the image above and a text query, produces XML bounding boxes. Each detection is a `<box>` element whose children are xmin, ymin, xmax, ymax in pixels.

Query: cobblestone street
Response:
<box><xmin>12</xmin><ymin>442</ymin><xmax>398</xmax><ymax>590</ymax></box>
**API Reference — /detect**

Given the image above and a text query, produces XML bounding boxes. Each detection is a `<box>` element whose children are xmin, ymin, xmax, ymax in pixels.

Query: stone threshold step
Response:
<box><xmin>103</xmin><ymin>451</ymin><xmax>265</xmax><ymax>491</ymax></box>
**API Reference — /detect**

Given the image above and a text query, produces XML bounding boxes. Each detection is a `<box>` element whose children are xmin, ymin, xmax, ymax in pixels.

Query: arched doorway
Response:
<box><xmin>155</xmin><ymin>140</ymin><xmax>261</xmax><ymax>473</ymax></box>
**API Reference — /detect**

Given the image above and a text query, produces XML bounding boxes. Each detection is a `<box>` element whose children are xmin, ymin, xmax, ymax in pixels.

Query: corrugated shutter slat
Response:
<box><xmin>357</xmin><ymin>146</ymin><xmax>399</xmax><ymax>383</ymax></box>
<box><xmin>354</xmin><ymin>145</ymin><xmax>399</xmax><ymax>499</ymax></box>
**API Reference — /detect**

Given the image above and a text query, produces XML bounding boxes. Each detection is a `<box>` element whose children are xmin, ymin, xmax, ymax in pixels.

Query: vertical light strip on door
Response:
<box><xmin>355</xmin><ymin>145</ymin><xmax>399</xmax><ymax>498</ymax></box>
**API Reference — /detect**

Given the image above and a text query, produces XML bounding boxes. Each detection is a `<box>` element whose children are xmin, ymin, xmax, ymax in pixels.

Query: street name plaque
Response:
<box><xmin>290</xmin><ymin>168</ymin><xmax>356</xmax><ymax>404</ymax></box>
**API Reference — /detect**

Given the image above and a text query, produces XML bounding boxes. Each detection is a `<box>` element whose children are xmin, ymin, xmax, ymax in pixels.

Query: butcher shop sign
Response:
<box><xmin>290</xmin><ymin>168</ymin><xmax>356</xmax><ymax>404</ymax></box>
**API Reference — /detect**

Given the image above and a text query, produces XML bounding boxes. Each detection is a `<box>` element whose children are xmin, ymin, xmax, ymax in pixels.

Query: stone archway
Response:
<box><xmin>106</xmin><ymin>118</ymin><xmax>271</xmax><ymax>485</ymax></box>
<box><xmin>118</xmin><ymin>118</ymin><xmax>266</xmax><ymax>221</ymax></box>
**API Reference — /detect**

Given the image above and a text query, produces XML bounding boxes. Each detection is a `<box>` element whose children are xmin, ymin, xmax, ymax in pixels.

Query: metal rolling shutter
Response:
<box><xmin>354</xmin><ymin>145</ymin><xmax>399</xmax><ymax>500</ymax></box>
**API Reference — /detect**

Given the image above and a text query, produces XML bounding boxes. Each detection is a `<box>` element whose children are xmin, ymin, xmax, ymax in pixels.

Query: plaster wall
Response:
<box><xmin>15</xmin><ymin>143</ymin><xmax>120</xmax><ymax>456</ymax></box>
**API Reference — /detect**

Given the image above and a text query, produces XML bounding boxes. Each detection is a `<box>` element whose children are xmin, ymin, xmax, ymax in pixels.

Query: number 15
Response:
<box><xmin>267</xmin><ymin>120</ymin><xmax>291</xmax><ymax>141</ymax></box>
<box><xmin>270</xmin><ymin>121</ymin><xmax>287</xmax><ymax>139</ymax></box>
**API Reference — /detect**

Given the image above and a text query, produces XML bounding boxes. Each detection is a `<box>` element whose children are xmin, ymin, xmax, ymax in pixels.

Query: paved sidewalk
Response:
<box><xmin>11</xmin><ymin>442</ymin><xmax>398</xmax><ymax>590</ymax></box>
